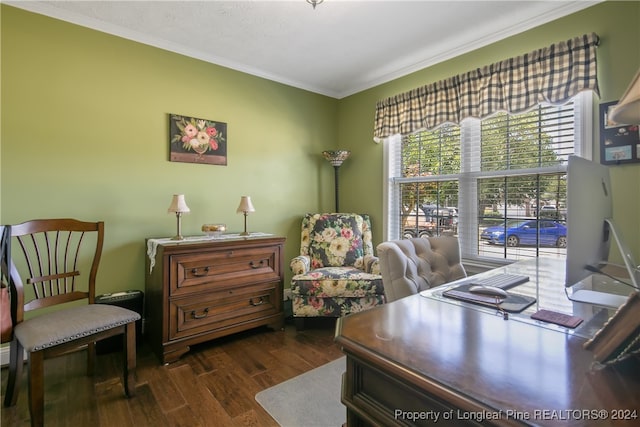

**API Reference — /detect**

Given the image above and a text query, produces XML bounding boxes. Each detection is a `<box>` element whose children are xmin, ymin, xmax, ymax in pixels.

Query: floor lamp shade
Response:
<box><xmin>322</xmin><ymin>150</ymin><xmax>350</xmax><ymax>212</ymax></box>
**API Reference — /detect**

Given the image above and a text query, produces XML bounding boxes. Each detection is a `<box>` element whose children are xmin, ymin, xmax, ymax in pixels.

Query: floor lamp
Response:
<box><xmin>322</xmin><ymin>150</ymin><xmax>351</xmax><ymax>212</ymax></box>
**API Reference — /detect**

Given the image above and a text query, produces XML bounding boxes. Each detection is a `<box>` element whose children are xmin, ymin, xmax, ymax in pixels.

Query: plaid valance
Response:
<box><xmin>373</xmin><ymin>33</ymin><xmax>600</xmax><ymax>142</ymax></box>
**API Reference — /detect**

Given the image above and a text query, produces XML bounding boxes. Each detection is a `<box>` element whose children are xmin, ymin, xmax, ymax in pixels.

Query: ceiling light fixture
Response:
<box><xmin>307</xmin><ymin>0</ymin><xmax>324</xmax><ymax>9</ymax></box>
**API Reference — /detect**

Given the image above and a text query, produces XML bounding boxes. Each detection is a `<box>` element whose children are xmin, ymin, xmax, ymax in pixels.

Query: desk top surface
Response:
<box><xmin>335</xmin><ymin>257</ymin><xmax>640</xmax><ymax>426</ymax></box>
<box><xmin>424</xmin><ymin>257</ymin><xmax>633</xmax><ymax>339</ymax></box>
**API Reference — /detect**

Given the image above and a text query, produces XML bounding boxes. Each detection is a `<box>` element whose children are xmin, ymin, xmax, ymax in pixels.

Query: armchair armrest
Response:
<box><xmin>290</xmin><ymin>255</ymin><xmax>311</xmax><ymax>275</ymax></box>
<box><xmin>364</xmin><ymin>254</ymin><xmax>380</xmax><ymax>275</ymax></box>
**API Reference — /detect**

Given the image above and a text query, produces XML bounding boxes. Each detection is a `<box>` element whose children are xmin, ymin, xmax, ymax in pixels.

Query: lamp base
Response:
<box><xmin>240</xmin><ymin>212</ymin><xmax>250</xmax><ymax>236</ymax></box>
<box><xmin>172</xmin><ymin>213</ymin><xmax>185</xmax><ymax>240</ymax></box>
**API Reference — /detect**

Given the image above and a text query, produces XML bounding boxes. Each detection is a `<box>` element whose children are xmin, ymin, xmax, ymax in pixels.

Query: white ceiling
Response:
<box><xmin>7</xmin><ymin>0</ymin><xmax>601</xmax><ymax>99</ymax></box>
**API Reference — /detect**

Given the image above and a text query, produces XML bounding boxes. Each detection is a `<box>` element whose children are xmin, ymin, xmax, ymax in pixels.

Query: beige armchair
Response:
<box><xmin>377</xmin><ymin>237</ymin><xmax>467</xmax><ymax>302</ymax></box>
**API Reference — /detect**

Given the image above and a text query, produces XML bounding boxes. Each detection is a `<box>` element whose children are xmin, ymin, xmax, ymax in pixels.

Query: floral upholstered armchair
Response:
<box><xmin>290</xmin><ymin>213</ymin><xmax>385</xmax><ymax>329</ymax></box>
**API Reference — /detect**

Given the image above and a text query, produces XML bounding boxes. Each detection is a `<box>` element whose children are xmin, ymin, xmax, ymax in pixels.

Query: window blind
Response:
<box><xmin>386</xmin><ymin>91</ymin><xmax>592</xmax><ymax>263</ymax></box>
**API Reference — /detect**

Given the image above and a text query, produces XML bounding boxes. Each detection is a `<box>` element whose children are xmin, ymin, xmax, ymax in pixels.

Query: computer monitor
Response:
<box><xmin>565</xmin><ymin>155</ymin><xmax>639</xmax><ymax>308</ymax></box>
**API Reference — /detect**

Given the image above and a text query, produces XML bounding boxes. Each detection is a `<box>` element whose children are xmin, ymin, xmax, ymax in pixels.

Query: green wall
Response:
<box><xmin>2</xmin><ymin>1</ymin><xmax>640</xmax><ymax>298</ymax></box>
<box><xmin>1</xmin><ymin>5</ymin><xmax>339</xmax><ymax>293</ymax></box>
<box><xmin>338</xmin><ymin>0</ymin><xmax>640</xmax><ymax>262</ymax></box>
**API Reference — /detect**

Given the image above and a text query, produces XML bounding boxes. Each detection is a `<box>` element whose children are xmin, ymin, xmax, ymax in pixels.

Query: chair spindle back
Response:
<box><xmin>10</xmin><ymin>219</ymin><xmax>104</xmax><ymax>312</ymax></box>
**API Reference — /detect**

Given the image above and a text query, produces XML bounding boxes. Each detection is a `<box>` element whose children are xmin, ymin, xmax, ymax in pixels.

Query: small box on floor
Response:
<box><xmin>95</xmin><ymin>290</ymin><xmax>144</xmax><ymax>354</ymax></box>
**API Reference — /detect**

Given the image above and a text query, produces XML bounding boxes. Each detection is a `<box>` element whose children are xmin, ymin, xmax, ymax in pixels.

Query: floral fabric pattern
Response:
<box><xmin>300</xmin><ymin>213</ymin><xmax>374</xmax><ymax>269</ymax></box>
<box><xmin>292</xmin><ymin>267</ymin><xmax>384</xmax><ymax>298</ymax></box>
<box><xmin>290</xmin><ymin>255</ymin><xmax>310</xmax><ymax>276</ymax></box>
<box><xmin>293</xmin><ymin>296</ymin><xmax>384</xmax><ymax>318</ymax></box>
<box><xmin>291</xmin><ymin>213</ymin><xmax>384</xmax><ymax>319</ymax></box>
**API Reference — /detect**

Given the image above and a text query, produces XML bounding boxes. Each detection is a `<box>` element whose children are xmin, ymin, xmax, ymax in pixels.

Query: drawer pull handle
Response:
<box><xmin>191</xmin><ymin>266</ymin><xmax>210</xmax><ymax>277</ymax></box>
<box><xmin>191</xmin><ymin>308</ymin><xmax>210</xmax><ymax>319</ymax></box>
<box><xmin>250</xmin><ymin>297</ymin><xmax>265</xmax><ymax>306</ymax></box>
<box><xmin>249</xmin><ymin>260</ymin><xmax>265</xmax><ymax>269</ymax></box>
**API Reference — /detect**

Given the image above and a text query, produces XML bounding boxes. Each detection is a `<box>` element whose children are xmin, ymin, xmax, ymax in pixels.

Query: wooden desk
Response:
<box><xmin>335</xmin><ymin>258</ymin><xmax>640</xmax><ymax>426</ymax></box>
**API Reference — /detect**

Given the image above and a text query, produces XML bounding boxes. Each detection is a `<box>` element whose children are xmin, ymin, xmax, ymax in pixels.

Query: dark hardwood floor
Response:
<box><xmin>1</xmin><ymin>319</ymin><xmax>344</xmax><ymax>427</ymax></box>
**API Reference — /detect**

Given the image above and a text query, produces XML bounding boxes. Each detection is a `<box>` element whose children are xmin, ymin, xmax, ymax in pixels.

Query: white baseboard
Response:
<box><xmin>1</xmin><ymin>346</ymin><xmax>34</xmax><ymax>367</ymax></box>
<box><xmin>1</xmin><ymin>345</ymin><xmax>10</xmax><ymax>367</ymax></box>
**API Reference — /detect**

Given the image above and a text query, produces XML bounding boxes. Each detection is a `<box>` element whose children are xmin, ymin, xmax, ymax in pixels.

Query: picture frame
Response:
<box><xmin>169</xmin><ymin>113</ymin><xmax>227</xmax><ymax>165</ymax></box>
<box><xmin>583</xmin><ymin>291</ymin><xmax>640</xmax><ymax>364</ymax></box>
<box><xmin>599</xmin><ymin>101</ymin><xmax>640</xmax><ymax>166</ymax></box>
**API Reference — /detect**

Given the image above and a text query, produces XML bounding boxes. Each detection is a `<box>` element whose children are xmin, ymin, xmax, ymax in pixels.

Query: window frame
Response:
<box><xmin>383</xmin><ymin>91</ymin><xmax>593</xmax><ymax>267</ymax></box>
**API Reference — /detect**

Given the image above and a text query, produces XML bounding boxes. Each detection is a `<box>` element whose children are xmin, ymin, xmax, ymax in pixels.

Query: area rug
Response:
<box><xmin>255</xmin><ymin>357</ymin><xmax>345</xmax><ymax>427</ymax></box>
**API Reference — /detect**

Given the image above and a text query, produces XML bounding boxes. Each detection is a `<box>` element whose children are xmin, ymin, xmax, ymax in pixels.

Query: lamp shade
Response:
<box><xmin>322</xmin><ymin>150</ymin><xmax>351</xmax><ymax>167</ymax></box>
<box><xmin>167</xmin><ymin>194</ymin><xmax>190</xmax><ymax>213</ymax></box>
<box><xmin>610</xmin><ymin>68</ymin><xmax>640</xmax><ymax>125</ymax></box>
<box><xmin>236</xmin><ymin>196</ymin><xmax>255</xmax><ymax>214</ymax></box>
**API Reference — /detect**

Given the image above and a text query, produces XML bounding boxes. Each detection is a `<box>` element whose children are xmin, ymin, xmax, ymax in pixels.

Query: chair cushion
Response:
<box><xmin>291</xmin><ymin>266</ymin><xmax>384</xmax><ymax>298</ymax></box>
<box><xmin>305</xmin><ymin>214</ymin><xmax>367</xmax><ymax>268</ymax></box>
<box><xmin>14</xmin><ymin>304</ymin><xmax>141</xmax><ymax>352</ymax></box>
<box><xmin>377</xmin><ymin>237</ymin><xmax>467</xmax><ymax>302</ymax></box>
<box><xmin>293</xmin><ymin>295</ymin><xmax>385</xmax><ymax>317</ymax></box>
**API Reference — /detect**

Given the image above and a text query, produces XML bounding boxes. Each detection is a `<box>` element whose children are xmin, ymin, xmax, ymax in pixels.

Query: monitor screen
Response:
<box><xmin>565</xmin><ymin>155</ymin><xmax>613</xmax><ymax>288</ymax></box>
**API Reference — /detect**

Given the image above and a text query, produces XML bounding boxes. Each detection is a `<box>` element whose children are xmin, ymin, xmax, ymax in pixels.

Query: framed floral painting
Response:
<box><xmin>169</xmin><ymin>114</ymin><xmax>227</xmax><ymax>165</ymax></box>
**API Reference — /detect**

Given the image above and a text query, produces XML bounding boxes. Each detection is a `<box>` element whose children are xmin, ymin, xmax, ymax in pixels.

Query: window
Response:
<box><xmin>384</xmin><ymin>91</ymin><xmax>592</xmax><ymax>265</ymax></box>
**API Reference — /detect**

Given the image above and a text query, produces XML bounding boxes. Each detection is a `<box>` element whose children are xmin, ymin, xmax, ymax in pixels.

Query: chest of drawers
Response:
<box><xmin>145</xmin><ymin>235</ymin><xmax>285</xmax><ymax>364</ymax></box>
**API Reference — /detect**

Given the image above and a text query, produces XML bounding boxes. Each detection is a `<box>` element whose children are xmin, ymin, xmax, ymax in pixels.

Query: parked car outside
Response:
<box><xmin>480</xmin><ymin>219</ymin><xmax>567</xmax><ymax>247</ymax></box>
<box><xmin>402</xmin><ymin>210</ymin><xmax>436</xmax><ymax>238</ymax></box>
<box><xmin>539</xmin><ymin>205</ymin><xmax>568</xmax><ymax>221</ymax></box>
<box><xmin>420</xmin><ymin>204</ymin><xmax>458</xmax><ymax>231</ymax></box>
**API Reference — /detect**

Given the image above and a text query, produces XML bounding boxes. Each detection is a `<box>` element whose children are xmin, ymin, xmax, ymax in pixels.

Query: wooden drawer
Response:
<box><xmin>343</xmin><ymin>357</ymin><xmax>480</xmax><ymax>427</ymax></box>
<box><xmin>169</xmin><ymin>283</ymin><xmax>279</xmax><ymax>340</ymax></box>
<box><xmin>169</xmin><ymin>245</ymin><xmax>280</xmax><ymax>296</ymax></box>
<box><xmin>145</xmin><ymin>235</ymin><xmax>285</xmax><ymax>363</ymax></box>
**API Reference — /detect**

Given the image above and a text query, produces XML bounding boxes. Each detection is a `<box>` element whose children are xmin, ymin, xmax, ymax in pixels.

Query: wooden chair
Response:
<box><xmin>2</xmin><ymin>219</ymin><xmax>140</xmax><ymax>427</ymax></box>
<box><xmin>1</xmin><ymin>225</ymin><xmax>13</xmax><ymax>343</ymax></box>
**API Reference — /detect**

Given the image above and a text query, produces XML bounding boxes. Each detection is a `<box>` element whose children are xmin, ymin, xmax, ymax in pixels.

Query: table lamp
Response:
<box><xmin>236</xmin><ymin>196</ymin><xmax>255</xmax><ymax>236</ymax></box>
<box><xmin>167</xmin><ymin>194</ymin><xmax>190</xmax><ymax>240</ymax></box>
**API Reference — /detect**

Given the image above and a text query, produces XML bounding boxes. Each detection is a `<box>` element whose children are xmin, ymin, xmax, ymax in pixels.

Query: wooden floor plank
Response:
<box><xmin>232</xmin><ymin>408</ymin><xmax>279</xmax><ymax>427</ymax></box>
<box><xmin>1</xmin><ymin>321</ymin><xmax>341</xmax><ymax>426</ymax></box>
<box><xmin>167</xmin><ymin>363</ymin><xmax>236</xmax><ymax>426</ymax></box>
<box><xmin>127</xmin><ymin>383</ymin><xmax>171</xmax><ymax>427</ymax></box>
<box><xmin>95</xmin><ymin>377</ymin><xmax>135</xmax><ymax>427</ymax></box>
<box><xmin>200</xmin><ymin>369</ymin><xmax>256</xmax><ymax>419</ymax></box>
